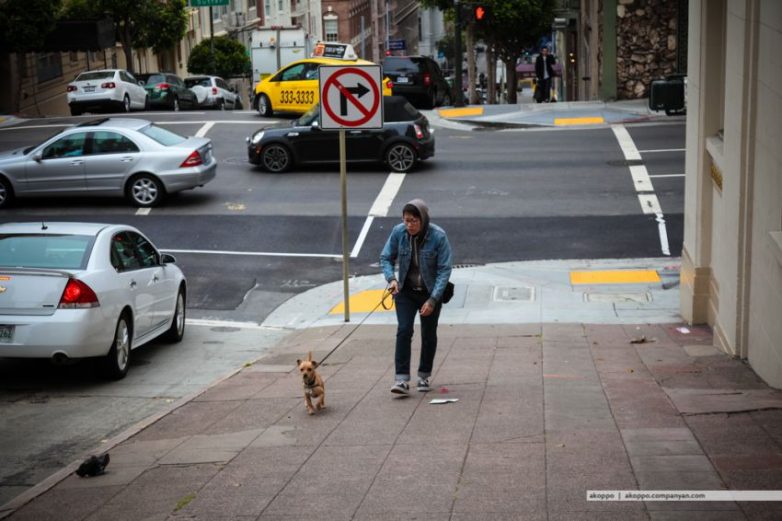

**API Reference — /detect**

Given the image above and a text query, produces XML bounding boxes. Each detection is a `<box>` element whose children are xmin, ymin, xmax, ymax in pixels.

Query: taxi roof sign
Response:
<box><xmin>312</xmin><ymin>42</ymin><xmax>358</xmax><ymax>60</ymax></box>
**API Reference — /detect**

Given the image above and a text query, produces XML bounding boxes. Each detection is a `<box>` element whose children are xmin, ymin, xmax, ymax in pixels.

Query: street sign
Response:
<box><xmin>388</xmin><ymin>39</ymin><xmax>406</xmax><ymax>51</ymax></box>
<box><xmin>189</xmin><ymin>0</ymin><xmax>229</xmax><ymax>6</ymax></box>
<box><xmin>319</xmin><ymin>65</ymin><xmax>383</xmax><ymax>130</ymax></box>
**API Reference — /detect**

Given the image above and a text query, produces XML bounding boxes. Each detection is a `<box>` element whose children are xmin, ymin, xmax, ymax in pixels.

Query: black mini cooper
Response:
<box><xmin>246</xmin><ymin>96</ymin><xmax>434</xmax><ymax>173</ymax></box>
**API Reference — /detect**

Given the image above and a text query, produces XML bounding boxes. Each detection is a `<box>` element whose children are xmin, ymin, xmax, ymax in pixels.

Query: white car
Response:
<box><xmin>67</xmin><ymin>69</ymin><xmax>148</xmax><ymax>116</ymax></box>
<box><xmin>184</xmin><ymin>75</ymin><xmax>242</xmax><ymax>110</ymax></box>
<box><xmin>0</xmin><ymin>222</ymin><xmax>186</xmax><ymax>379</ymax></box>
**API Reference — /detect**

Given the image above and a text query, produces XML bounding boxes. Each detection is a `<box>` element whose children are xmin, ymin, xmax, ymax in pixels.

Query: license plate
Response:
<box><xmin>396</xmin><ymin>77</ymin><xmax>409</xmax><ymax>84</ymax></box>
<box><xmin>0</xmin><ymin>325</ymin><xmax>14</xmax><ymax>343</ymax></box>
<box><xmin>84</xmin><ymin>86</ymin><xmax>95</xmax><ymax>92</ymax></box>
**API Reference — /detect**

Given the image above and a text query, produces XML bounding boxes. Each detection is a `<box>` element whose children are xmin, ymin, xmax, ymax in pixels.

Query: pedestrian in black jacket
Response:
<box><xmin>535</xmin><ymin>47</ymin><xmax>556</xmax><ymax>103</ymax></box>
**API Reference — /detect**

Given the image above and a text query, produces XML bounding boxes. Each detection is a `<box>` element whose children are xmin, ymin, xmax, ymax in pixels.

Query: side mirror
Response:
<box><xmin>138</xmin><ymin>80</ymin><xmax>145</xmax><ymax>86</ymax></box>
<box><xmin>161</xmin><ymin>253</ymin><xmax>177</xmax><ymax>264</ymax></box>
<box><xmin>32</xmin><ymin>152</ymin><xmax>42</xmax><ymax>162</ymax></box>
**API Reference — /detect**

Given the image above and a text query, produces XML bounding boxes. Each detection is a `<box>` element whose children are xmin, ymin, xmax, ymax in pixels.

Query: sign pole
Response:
<box><xmin>339</xmin><ymin>129</ymin><xmax>350</xmax><ymax>322</ymax></box>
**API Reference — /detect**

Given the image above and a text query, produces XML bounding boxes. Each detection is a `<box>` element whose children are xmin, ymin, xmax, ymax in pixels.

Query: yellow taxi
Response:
<box><xmin>254</xmin><ymin>42</ymin><xmax>392</xmax><ymax>117</ymax></box>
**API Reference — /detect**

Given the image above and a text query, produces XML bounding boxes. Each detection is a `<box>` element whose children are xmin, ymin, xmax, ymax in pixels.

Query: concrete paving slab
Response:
<box><xmin>663</xmin><ymin>388</ymin><xmax>782</xmax><ymax>414</ymax></box>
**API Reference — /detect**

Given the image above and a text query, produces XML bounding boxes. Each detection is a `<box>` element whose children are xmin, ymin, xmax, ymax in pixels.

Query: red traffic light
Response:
<box><xmin>474</xmin><ymin>5</ymin><xmax>486</xmax><ymax>21</ymax></box>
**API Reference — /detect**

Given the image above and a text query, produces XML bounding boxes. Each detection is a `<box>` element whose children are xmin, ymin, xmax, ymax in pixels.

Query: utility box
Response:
<box><xmin>250</xmin><ymin>27</ymin><xmax>312</xmax><ymax>87</ymax></box>
<box><xmin>649</xmin><ymin>74</ymin><xmax>687</xmax><ymax>116</ymax></box>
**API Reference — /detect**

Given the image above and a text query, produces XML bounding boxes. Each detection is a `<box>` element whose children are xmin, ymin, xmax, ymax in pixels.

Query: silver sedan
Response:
<box><xmin>0</xmin><ymin>118</ymin><xmax>216</xmax><ymax>208</ymax></box>
<box><xmin>0</xmin><ymin>222</ymin><xmax>186</xmax><ymax>379</ymax></box>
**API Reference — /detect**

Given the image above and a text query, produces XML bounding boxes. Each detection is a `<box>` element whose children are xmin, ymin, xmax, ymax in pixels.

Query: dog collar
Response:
<box><xmin>304</xmin><ymin>376</ymin><xmax>317</xmax><ymax>388</ymax></box>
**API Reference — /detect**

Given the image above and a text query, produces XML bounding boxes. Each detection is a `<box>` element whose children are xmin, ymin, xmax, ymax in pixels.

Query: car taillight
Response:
<box><xmin>101</xmin><ymin>82</ymin><xmax>116</xmax><ymax>89</ymax></box>
<box><xmin>67</xmin><ymin>85</ymin><xmax>77</xmax><ymax>92</ymax></box>
<box><xmin>157</xmin><ymin>83</ymin><xmax>171</xmax><ymax>90</ymax></box>
<box><xmin>414</xmin><ymin>124</ymin><xmax>425</xmax><ymax>140</ymax></box>
<box><xmin>387</xmin><ymin>80</ymin><xmax>393</xmax><ymax>90</ymax></box>
<box><xmin>58</xmin><ymin>279</ymin><xmax>100</xmax><ymax>309</ymax></box>
<box><xmin>212</xmin><ymin>87</ymin><xmax>218</xmax><ymax>95</ymax></box>
<box><xmin>423</xmin><ymin>73</ymin><xmax>431</xmax><ymax>87</ymax></box>
<box><xmin>180</xmin><ymin>150</ymin><xmax>203</xmax><ymax>167</ymax></box>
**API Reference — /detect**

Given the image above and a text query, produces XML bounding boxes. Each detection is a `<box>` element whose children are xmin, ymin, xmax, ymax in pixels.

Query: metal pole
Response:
<box><xmin>454</xmin><ymin>0</ymin><xmax>464</xmax><ymax>106</ymax></box>
<box><xmin>209</xmin><ymin>6</ymin><xmax>215</xmax><ymax>75</ymax></box>
<box><xmin>361</xmin><ymin>16</ymin><xmax>366</xmax><ymax>59</ymax></box>
<box><xmin>339</xmin><ymin>129</ymin><xmax>350</xmax><ymax>322</ymax></box>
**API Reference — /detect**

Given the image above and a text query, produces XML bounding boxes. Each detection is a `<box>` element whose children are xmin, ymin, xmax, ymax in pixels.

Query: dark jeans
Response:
<box><xmin>537</xmin><ymin>77</ymin><xmax>552</xmax><ymax>102</ymax></box>
<box><xmin>394</xmin><ymin>286</ymin><xmax>442</xmax><ymax>381</ymax></box>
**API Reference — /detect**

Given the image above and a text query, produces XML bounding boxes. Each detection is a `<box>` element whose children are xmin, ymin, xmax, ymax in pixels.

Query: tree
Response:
<box><xmin>61</xmin><ymin>0</ymin><xmax>187</xmax><ymax>73</ymax></box>
<box><xmin>187</xmin><ymin>36</ymin><xmax>250</xmax><ymax>79</ymax></box>
<box><xmin>0</xmin><ymin>0</ymin><xmax>62</xmax><ymax>52</ymax></box>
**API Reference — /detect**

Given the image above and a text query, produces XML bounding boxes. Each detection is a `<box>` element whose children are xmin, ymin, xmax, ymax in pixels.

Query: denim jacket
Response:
<box><xmin>380</xmin><ymin>222</ymin><xmax>453</xmax><ymax>303</ymax></box>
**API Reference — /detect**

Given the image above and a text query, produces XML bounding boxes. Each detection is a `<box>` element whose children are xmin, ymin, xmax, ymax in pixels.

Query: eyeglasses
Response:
<box><xmin>403</xmin><ymin>218</ymin><xmax>421</xmax><ymax>225</ymax></box>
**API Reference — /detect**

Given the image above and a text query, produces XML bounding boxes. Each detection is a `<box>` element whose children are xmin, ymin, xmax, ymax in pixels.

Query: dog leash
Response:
<box><xmin>317</xmin><ymin>286</ymin><xmax>393</xmax><ymax>366</ymax></box>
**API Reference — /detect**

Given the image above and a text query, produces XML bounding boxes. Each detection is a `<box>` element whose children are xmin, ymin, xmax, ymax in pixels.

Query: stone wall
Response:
<box><xmin>616</xmin><ymin>0</ymin><xmax>679</xmax><ymax>99</ymax></box>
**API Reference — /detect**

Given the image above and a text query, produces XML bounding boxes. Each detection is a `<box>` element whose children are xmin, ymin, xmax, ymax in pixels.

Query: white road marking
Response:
<box><xmin>0</xmin><ymin>123</ymin><xmax>71</xmax><ymax>131</ymax></box>
<box><xmin>161</xmin><ymin>248</ymin><xmax>341</xmax><ymax>259</ymax></box>
<box><xmin>195</xmin><ymin>121</ymin><xmax>215</xmax><ymax>137</ymax></box>
<box><xmin>612</xmin><ymin>124</ymin><xmax>670</xmax><ymax>256</ymax></box>
<box><xmin>648</xmin><ymin>173</ymin><xmax>685</xmax><ymax>178</ymax></box>
<box><xmin>638</xmin><ymin>148</ymin><xmax>685</xmax><ymax>153</ymax></box>
<box><xmin>369</xmin><ymin>173</ymin><xmax>406</xmax><ymax>216</ymax></box>
<box><xmin>135</xmin><ymin>207</ymin><xmax>151</xmax><ymax>216</ymax></box>
<box><xmin>186</xmin><ymin>318</ymin><xmax>283</xmax><ymax>330</ymax></box>
<box><xmin>156</xmin><ymin>120</ymin><xmax>278</xmax><ymax>125</ymax></box>
<box><xmin>351</xmin><ymin>216</ymin><xmax>374</xmax><ymax>258</ymax></box>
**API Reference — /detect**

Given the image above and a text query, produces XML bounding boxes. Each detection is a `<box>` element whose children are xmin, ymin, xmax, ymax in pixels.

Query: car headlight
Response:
<box><xmin>250</xmin><ymin>131</ymin><xmax>265</xmax><ymax>145</ymax></box>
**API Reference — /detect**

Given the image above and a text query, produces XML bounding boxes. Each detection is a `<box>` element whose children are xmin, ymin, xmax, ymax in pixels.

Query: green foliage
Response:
<box><xmin>187</xmin><ymin>36</ymin><xmax>251</xmax><ymax>79</ymax></box>
<box><xmin>144</xmin><ymin>0</ymin><xmax>188</xmax><ymax>54</ymax></box>
<box><xmin>480</xmin><ymin>0</ymin><xmax>555</xmax><ymax>63</ymax></box>
<box><xmin>0</xmin><ymin>0</ymin><xmax>63</xmax><ymax>52</ymax></box>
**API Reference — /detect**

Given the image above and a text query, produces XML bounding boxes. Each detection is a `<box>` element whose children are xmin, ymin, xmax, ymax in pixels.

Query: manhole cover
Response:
<box><xmin>493</xmin><ymin>286</ymin><xmax>534</xmax><ymax>302</ymax></box>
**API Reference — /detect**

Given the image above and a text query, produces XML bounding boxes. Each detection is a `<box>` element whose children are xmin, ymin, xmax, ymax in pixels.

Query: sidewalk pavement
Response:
<box><xmin>3</xmin><ymin>258</ymin><xmax>782</xmax><ymax>521</ymax></box>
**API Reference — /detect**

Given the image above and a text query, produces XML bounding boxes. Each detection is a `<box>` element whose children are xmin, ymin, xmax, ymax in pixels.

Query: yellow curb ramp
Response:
<box><xmin>554</xmin><ymin>116</ymin><xmax>605</xmax><ymax>126</ymax></box>
<box><xmin>570</xmin><ymin>269</ymin><xmax>661</xmax><ymax>285</ymax></box>
<box><xmin>330</xmin><ymin>289</ymin><xmax>394</xmax><ymax>314</ymax></box>
<box><xmin>438</xmin><ymin>107</ymin><xmax>484</xmax><ymax>118</ymax></box>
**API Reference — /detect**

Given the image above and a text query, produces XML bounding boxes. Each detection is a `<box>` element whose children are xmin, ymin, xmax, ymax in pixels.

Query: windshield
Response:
<box><xmin>143</xmin><ymin>74</ymin><xmax>167</xmax><ymax>85</ymax></box>
<box><xmin>0</xmin><ymin>233</ymin><xmax>94</xmax><ymax>270</ymax></box>
<box><xmin>185</xmin><ymin>77</ymin><xmax>211</xmax><ymax>88</ymax></box>
<box><xmin>76</xmin><ymin>71</ymin><xmax>114</xmax><ymax>82</ymax></box>
<box><xmin>296</xmin><ymin>104</ymin><xmax>320</xmax><ymax>126</ymax></box>
<box><xmin>138</xmin><ymin>124</ymin><xmax>187</xmax><ymax>146</ymax></box>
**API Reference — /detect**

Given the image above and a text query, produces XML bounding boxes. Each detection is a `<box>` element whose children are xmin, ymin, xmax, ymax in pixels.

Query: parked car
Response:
<box><xmin>246</xmin><ymin>96</ymin><xmax>434</xmax><ymax>173</ymax></box>
<box><xmin>66</xmin><ymin>69</ymin><xmax>148</xmax><ymax>116</ymax></box>
<box><xmin>184</xmin><ymin>75</ymin><xmax>242</xmax><ymax>110</ymax></box>
<box><xmin>383</xmin><ymin>56</ymin><xmax>452</xmax><ymax>109</ymax></box>
<box><xmin>137</xmin><ymin>73</ymin><xmax>199</xmax><ymax>111</ymax></box>
<box><xmin>0</xmin><ymin>117</ymin><xmax>216</xmax><ymax>208</ymax></box>
<box><xmin>254</xmin><ymin>42</ymin><xmax>392</xmax><ymax>117</ymax></box>
<box><xmin>0</xmin><ymin>222</ymin><xmax>186</xmax><ymax>379</ymax></box>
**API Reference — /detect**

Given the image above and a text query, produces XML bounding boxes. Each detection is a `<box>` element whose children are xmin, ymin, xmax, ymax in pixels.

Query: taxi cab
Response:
<box><xmin>254</xmin><ymin>42</ymin><xmax>392</xmax><ymax>117</ymax></box>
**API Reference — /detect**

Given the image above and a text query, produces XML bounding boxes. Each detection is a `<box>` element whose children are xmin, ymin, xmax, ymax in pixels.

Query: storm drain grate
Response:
<box><xmin>493</xmin><ymin>286</ymin><xmax>535</xmax><ymax>302</ymax></box>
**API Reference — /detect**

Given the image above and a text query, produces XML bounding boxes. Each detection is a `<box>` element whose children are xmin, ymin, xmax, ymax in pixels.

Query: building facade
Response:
<box><xmin>680</xmin><ymin>0</ymin><xmax>782</xmax><ymax>388</ymax></box>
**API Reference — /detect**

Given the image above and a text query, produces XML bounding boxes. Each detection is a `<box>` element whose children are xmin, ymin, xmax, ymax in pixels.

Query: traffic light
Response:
<box><xmin>474</xmin><ymin>5</ymin><xmax>488</xmax><ymax>23</ymax></box>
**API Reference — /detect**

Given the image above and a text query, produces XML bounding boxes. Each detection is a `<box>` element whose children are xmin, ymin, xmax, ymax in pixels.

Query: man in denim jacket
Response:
<box><xmin>380</xmin><ymin>199</ymin><xmax>452</xmax><ymax>395</ymax></box>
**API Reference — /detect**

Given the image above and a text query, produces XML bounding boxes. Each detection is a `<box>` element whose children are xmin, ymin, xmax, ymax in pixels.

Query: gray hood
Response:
<box><xmin>404</xmin><ymin>198</ymin><xmax>430</xmax><ymax>239</ymax></box>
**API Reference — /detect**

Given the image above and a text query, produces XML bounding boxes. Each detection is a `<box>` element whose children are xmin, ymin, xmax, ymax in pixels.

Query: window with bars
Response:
<box><xmin>324</xmin><ymin>17</ymin><xmax>338</xmax><ymax>42</ymax></box>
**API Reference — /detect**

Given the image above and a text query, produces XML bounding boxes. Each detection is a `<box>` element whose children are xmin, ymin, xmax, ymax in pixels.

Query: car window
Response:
<box><xmin>0</xmin><ymin>233</ymin><xmax>94</xmax><ymax>270</ymax></box>
<box><xmin>130</xmin><ymin>233</ymin><xmax>159</xmax><ymax>268</ymax></box>
<box><xmin>296</xmin><ymin>103</ymin><xmax>320</xmax><ymax>125</ymax></box>
<box><xmin>76</xmin><ymin>71</ymin><xmax>114</xmax><ymax>82</ymax></box>
<box><xmin>41</xmin><ymin>132</ymin><xmax>88</xmax><ymax>159</ymax></box>
<box><xmin>111</xmin><ymin>232</ymin><xmax>141</xmax><ymax>270</ymax></box>
<box><xmin>145</xmin><ymin>74</ymin><xmax>167</xmax><ymax>85</ymax></box>
<box><xmin>303</xmin><ymin>63</ymin><xmax>320</xmax><ymax>80</ymax></box>
<box><xmin>382</xmin><ymin>58</ymin><xmax>419</xmax><ymax>74</ymax></box>
<box><xmin>185</xmin><ymin>77</ymin><xmax>210</xmax><ymax>88</ymax></box>
<box><xmin>138</xmin><ymin>124</ymin><xmax>186</xmax><ymax>146</ymax></box>
<box><xmin>91</xmin><ymin>131</ymin><xmax>139</xmax><ymax>155</ymax></box>
<box><xmin>216</xmin><ymin>79</ymin><xmax>228</xmax><ymax>89</ymax></box>
<box><xmin>278</xmin><ymin>63</ymin><xmax>306</xmax><ymax>82</ymax></box>
<box><xmin>119</xmin><ymin>71</ymin><xmax>134</xmax><ymax>83</ymax></box>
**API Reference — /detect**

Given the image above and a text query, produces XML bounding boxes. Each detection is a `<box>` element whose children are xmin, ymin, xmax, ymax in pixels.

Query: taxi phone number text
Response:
<box><xmin>280</xmin><ymin>90</ymin><xmax>315</xmax><ymax>104</ymax></box>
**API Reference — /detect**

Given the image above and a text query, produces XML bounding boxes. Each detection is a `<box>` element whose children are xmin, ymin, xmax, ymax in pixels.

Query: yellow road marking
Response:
<box><xmin>554</xmin><ymin>116</ymin><xmax>605</xmax><ymax>126</ymax></box>
<box><xmin>438</xmin><ymin>107</ymin><xmax>484</xmax><ymax>118</ymax></box>
<box><xmin>329</xmin><ymin>289</ymin><xmax>394</xmax><ymax>314</ymax></box>
<box><xmin>570</xmin><ymin>270</ymin><xmax>661</xmax><ymax>285</ymax></box>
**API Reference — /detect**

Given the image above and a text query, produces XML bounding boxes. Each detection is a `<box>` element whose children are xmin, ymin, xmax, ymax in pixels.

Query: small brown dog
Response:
<box><xmin>296</xmin><ymin>351</ymin><xmax>325</xmax><ymax>415</ymax></box>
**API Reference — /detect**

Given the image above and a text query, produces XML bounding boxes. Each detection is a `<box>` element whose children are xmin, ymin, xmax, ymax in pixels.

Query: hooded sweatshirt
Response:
<box><xmin>403</xmin><ymin>199</ymin><xmax>429</xmax><ymax>290</ymax></box>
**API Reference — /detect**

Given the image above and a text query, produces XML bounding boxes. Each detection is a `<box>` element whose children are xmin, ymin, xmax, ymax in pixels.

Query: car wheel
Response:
<box><xmin>385</xmin><ymin>142</ymin><xmax>417</xmax><ymax>173</ymax></box>
<box><xmin>127</xmin><ymin>174</ymin><xmax>165</xmax><ymax>207</ymax></box>
<box><xmin>163</xmin><ymin>287</ymin><xmax>186</xmax><ymax>342</ymax></box>
<box><xmin>258</xmin><ymin>94</ymin><xmax>273</xmax><ymax>117</ymax></box>
<box><xmin>261</xmin><ymin>143</ymin><xmax>292</xmax><ymax>173</ymax></box>
<box><xmin>123</xmin><ymin>94</ymin><xmax>131</xmax><ymax>113</ymax></box>
<box><xmin>217</xmin><ymin>99</ymin><xmax>225</xmax><ymax>111</ymax></box>
<box><xmin>144</xmin><ymin>95</ymin><xmax>150</xmax><ymax>111</ymax></box>
<box><xmin>172</xmin><ymin>97</ymin><xmax>180</xmax><ymax>111</ymax></box>
<box><xmin>100</xmin><ymin>313</ymin><xmax>131</xmax><ymax>380</ymax></box>
<box><xmin>0</xmin><ymin>177</ymin><xmax>14</xmax><ymax>209</ymax></box>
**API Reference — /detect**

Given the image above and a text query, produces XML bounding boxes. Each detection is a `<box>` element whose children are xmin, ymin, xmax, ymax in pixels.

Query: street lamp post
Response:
<box><xmin>454</xmin><ymin>0</ymin><xmax>464</xmax><ymax>107</ymax></box>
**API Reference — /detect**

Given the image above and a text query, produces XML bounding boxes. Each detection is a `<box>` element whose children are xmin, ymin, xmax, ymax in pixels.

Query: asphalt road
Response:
<box><xmin>0</xmin><ymin>108</ymin><xmax>685</xmax><ymax>506</ymax></box>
